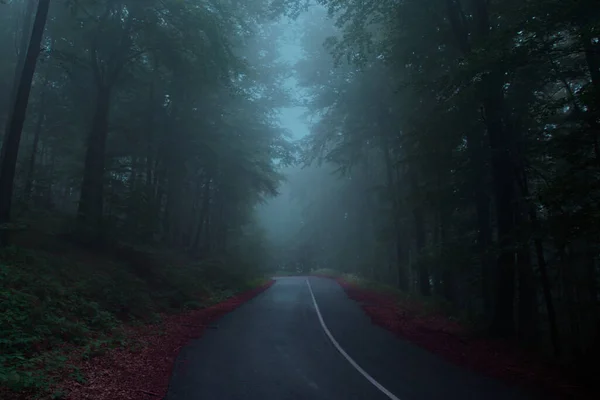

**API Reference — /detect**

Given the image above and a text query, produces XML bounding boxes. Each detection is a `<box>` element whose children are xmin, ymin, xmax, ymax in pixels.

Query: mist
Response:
<box><xmin>1</xmin><ymin>0</ymin><xmax>598</xmax><ymax>399</ymax></box>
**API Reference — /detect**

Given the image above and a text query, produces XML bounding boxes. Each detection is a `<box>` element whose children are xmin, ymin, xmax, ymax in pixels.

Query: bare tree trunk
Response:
<box><xmin>76</xmin><ymin>7</ymin><xmax>135</xmax><ymax>241</ymax></box>
<box><xmin>382</xmin><ymin>143</ymin><xmax>408</xmax><ymax>290</ymax></box>
<box><xmin>472</xmin><ymin>0</ymin><xmax>518</xmax><ymax>337</ymax></box>
<box><xmin>77</xmin><ymin>85</ymin><xmax>112</xmax><ymax>238</ymax></box>
<box><xmin>192</xmin><ymin>177</ymin><xmax>211</xmax><ymax>252</ymax></box>
<box><xmin>517</xmin><ymin>241</ymin><xmax>538</xmax><ymax>346</ymax></box>
<box><xmin>144</xmin><ymin>77</ymin><xmax>156</xmax><ymax>188</ymax></box>
<box><xmin>23</xmin><ymin>68</ymin><xmax>50</xmax><ymax>207</ymax></box>
<box><xmin>439</xmin><ymin>207</ymin><xmax>456</xmax><ymax>303</ymax></box>
<box><xmin>3</xmin><ymin>0</ymin><xmax>36</xmax><ymax>135</ymax></box>
<box><xmin>411</xmin><ymin>171</ymin><xmax>430</xmax><ymax>296</ymax></box>
<box><xmin>446</xmin><ymin>0</ymin><xmax>517</xmax><ymax>335</ymax></box>
<box><xmin>466</xmin><ymin>127</ymin><xmax>493</xmax><ymax>314</ymax></box>
<box><xmin>0</xmin><ymin>0</ymin><xmax>50</xmax><ymax>246</ymax></box>
<box><xmin>516</xmin><ymin>151</ymin><xmax>561</xmax><ymax>355</ymax></box>
<box><xmin>560</xmin><ymin>246</ymin><xmax>583</xmax><ymax>360</ymax></box>
<box><xmin>531</xmin><ymin>210</ymin><xmax>561</xmax><ymax>356</ymax></box>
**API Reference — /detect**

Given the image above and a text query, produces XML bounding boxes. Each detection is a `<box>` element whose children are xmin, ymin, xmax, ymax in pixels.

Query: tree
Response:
<box><xmin>0</xmin><ymin>0</ymin><xmax>50</xmax><ymax>245</ymax></box>
<box><xmin>278</xmin><ymin>0</ymin><xmax>600</xmax><ymax>376</ymax></box>
<box><xmin>0</xmin><ymin>0</ymin><xmax>295</xmax><ymax>262</ymax></box>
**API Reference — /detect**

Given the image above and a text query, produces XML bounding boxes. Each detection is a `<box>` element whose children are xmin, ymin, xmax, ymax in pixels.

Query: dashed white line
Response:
<box><xmin>305</xmin><ymin>278</ymin><xmax>401</xmax><ymax>400</ymax></box>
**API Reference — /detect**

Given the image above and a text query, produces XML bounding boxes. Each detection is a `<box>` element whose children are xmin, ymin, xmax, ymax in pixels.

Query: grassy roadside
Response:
<box><xmin>0</xmin><ymin>236</ymin><xmax>269</xmax><ymax>399</ymax></box>
<box><xmin>274</xmin><ymin>267</ymin><xmax>459</xmax><ymax>321</ymax></box>
<box><xmin>310</xmin><ymin>268</ymin><xmax>459</xmax><ymax>319</ymax></box>
<box><xmin>310</xmin><ymin>269</ymin><xmax>587</xmax><ymax>398</ymax></box>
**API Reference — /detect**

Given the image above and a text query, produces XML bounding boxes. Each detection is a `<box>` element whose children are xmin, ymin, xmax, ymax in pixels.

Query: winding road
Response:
<box><xmin>165</xmin><ymin>277</ymin><xmax>537</xmax><ymax>400</ymax></box>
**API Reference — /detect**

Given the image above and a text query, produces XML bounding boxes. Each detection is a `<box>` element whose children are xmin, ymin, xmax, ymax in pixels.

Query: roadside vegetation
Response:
<box><xmin>0</xmin><ymin>230</ymin><xmax>270</xmax><ymax>399</ymax></box>
<box><xmin>0</xmin><ymin>0</ymin><xmax>294</xmax><ymax>398</ymax></box>
<box><xmin>2</xmin><ymin>0</ymin><xmax>599</xmax><ymax>398</ymax></box>
<box><xmin>308</xmin><ymin>269</ymin><xmax>588</xmax><ymax>398</ymax></box>
<box><xmin>261</xmin><ymin>1</ymin><xmax>600</xmax><ymax>396</ymax></box>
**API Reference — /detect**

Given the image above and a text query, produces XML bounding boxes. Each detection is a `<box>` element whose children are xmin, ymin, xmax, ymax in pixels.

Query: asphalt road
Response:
<box><xmin>165</xmin><ymin>276</ymin><xmax>537</xmax><ymax>400</ymax></box>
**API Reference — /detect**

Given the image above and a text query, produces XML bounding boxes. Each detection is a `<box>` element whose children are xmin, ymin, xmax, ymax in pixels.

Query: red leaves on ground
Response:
<box><xmin>57</xmin><ymin>280</ymin><xmax>275</xmax><ymax>400</ymax></box>
<box><xmin>333</xmin><ymin>277</ymin><xmax>587</xmax><ymax>400</ymax></box>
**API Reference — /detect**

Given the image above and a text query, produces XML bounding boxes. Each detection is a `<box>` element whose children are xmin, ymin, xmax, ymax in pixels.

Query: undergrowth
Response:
<box><xmin>311</xmin><ymin>268</ymin><xmax>465</xmax><ymax>322</ymax></box>
<box><xmin>0</xmin><ymin>241</ymin><xmax>262</xmax><ymax>398</ymax></box>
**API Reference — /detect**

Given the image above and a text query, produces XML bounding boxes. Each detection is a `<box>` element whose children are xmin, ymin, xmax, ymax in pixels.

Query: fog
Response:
<box><xmin>1</xmin><ymin>0</ymin><xmax>599</xmax><ymax>396</ymax></box>
<box><xmin>256</xmin><ymin>6</ymin><xmax>341</xmax><ymax>271</ymax></box>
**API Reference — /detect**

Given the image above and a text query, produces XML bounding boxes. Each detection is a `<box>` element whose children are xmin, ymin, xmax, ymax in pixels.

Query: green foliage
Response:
<box><xmin>0</xmin><ymin>241</ymin><xmax>264</xmax><ymax>396</ymax></box>
<box><xmin>0</xmin><ymin>0</ymin><xmax>302</xmax><ymax>396</ymax></box>
<box><xmin>1</xmin><ymin>0</ymin><xmax>294</xmax><ymax>254</ymax></box>
<box><xmin>280</xmin><ymin>0</ymin><xmax>600</xmax><ymax>373</ymax></box>
<box><xmin>0</xmin><ymin>0</ymin><xmax>296</xmax><ymax>391</ymax></box>
<box><xmin>0</xmin><ymin>247</ymin><xmax>115</xmax><ymax>392</ymax></box>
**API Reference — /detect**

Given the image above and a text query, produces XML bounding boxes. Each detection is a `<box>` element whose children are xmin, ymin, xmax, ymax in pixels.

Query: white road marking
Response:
<box><xmin>305</xmin><ymin>278</ymin><xmax>402</xmax><ymax>400</ymax></box>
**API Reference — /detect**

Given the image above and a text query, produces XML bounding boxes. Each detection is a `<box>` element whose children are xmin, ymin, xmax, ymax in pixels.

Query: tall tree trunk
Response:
<box><xmin>201</xmin><ymin>185</ymin><xmax>212</xmax><ymax>254</ymax></box>
<box><xmin>192</xmin><ymin>177</ymin><xmax>211</xmax><ymax>252</ymax></box>
<box><xmin>560</xmin><ymin>246</ymin><xmax>582</xmax><ymax>360</ymax></box>
<box><xmin>382</xmin><ymin>143</ymin><xmax>408</xmax><ymax>290</ymax></box>
<box><xmin>164</xmin><ymin>150</ymin><xmax>185</xmax><ymax>246</ymax></box>
<box><xmin>22</xmin><ymin>102</ymin><xmax>44</xmax><ymax>207</ymax></box>
<box><xmin>144</xmin><ymin>78</ymin><xmax>156</xmax><ymax>188</ymax></box>
<box><xmin>434</xmin><ymin>155</ymin><xmax>455</xmax><ymax>302</ymax></box>
<box><xmin>466</xmin><ymin>127</ymin><xmax>493</xmax><ymax>314</ymax></box>
<box><xmin>0</xmin><ymin>0</ymin><xmax>50</xmax><ymax>246</ymax></box>
<box><xmin>513</xmin><ymin>118</ymin><xmax>561</xmax><ymax>355</ymax></box>
<box><xmin>486</xmin><ymin>74</ymin><xmax>517</xmax><ymax>337</ymax></box>
<box><xmin>3</xmin><ymin>0</ymin><xmax>36</xmax><ymax>135</ymax></box>
<box><xmin>47</xmin><ymin>146</ymin><xmax>54</xmax><ymax>207</ymax></box>
<box><xmin>152</xmin><ymin>156</ymin><xmax>161</xmax><ymax>202</ymax></box>
<box><xmin>76</xmin><ymin>5</ymin><xmax>136</xmax><ymax>240</ymax></box>
<box><xmin>414</xmin><ymin>207</ymin><xmax>430</xmax><ymax>295</ymax></box>
<box><xmin>411</xmin><ymin>172</ymin><xmax>430</xmax><ymax>296</ymax></box>
<box><xmin>446</xmin><ymin>0</ymin><xmax>517</xmax><ymax>333</ymax></box>
<box><xmin>586</xmin><ymin>249</ymin><xmax>598</xmax><ymax>320</ymax></box>
<box><xmin>77</xmin><ymin>85</ymin><xmax>112</xmax><ymax>238</ymax></box>
<box><xmin>23</xmin><ymin>68</ymin><xmax>50</xmax><ymax>207</ymax></box>
<box><xmin>439</xmin><ymin>206</ymin><xmax>456</xmax><ymax>303</ymax></box>
<box><xmin>529</xmin><ymin>202</ymin><xmax>561</xmax><ymax>356</ymax></box>
<box><xmin>517</xmin><ymin>240</ymin><xmax>538</xmax><ymax>347</ymax></box>
<box><xmin>471</xmin><ymin>0</ymin><xmax>518</xmax><ymax>337</ymax></box>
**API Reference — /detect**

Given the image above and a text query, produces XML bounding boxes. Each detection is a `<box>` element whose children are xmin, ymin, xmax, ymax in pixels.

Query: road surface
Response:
<box><xmin>165</xmin><ymin>277</ymin><xmax>537</xmax><ymax>400</ymax></box>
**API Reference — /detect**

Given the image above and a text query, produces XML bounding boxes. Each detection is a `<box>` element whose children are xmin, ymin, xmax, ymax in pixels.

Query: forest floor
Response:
<box><xmin>308</xmin><ymin>269</ymin><xmax>593</xmax><ymax>400</ymax></box>
<box><xmin>0</xmin><ymin>228</ymin><xmax>272</xmax><ymax>400</ymax></box>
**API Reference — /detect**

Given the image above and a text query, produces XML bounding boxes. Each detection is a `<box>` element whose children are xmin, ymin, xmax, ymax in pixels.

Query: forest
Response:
<box><xmin>1</xmin><ymin>0</ymin><xmax>599</xmax><ymax>398</ymax></box>
<box><xmin>262</xmin><ymin>0</ymin><xmax>600</xmax><ymax>391</ymax></box>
